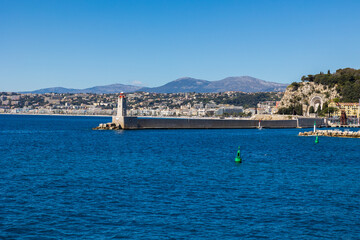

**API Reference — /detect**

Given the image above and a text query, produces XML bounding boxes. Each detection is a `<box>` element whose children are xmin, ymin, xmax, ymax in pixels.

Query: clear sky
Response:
<box><xmin>1</xmin><ymin>0</ymin><xmax>360</xmax><ymax>92</ymax></box>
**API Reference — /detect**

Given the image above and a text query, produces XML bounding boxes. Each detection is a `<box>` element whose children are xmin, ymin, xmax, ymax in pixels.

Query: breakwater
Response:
<box><xmin>93</xmin><ymin>116</ymin><xmax>325</xmax><ymax>130</ymax></box>
<box><xmin>299</xmin><ymin>129</ymin><xmax>360</xmax><ymax>138</ymax></box>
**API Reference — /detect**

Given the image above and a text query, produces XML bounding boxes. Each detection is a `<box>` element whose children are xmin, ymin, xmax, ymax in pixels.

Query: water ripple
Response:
<box><xmin>1</xmin><ymin>115</ymin><xmax>360</xmax><ymax>239</ymax></box>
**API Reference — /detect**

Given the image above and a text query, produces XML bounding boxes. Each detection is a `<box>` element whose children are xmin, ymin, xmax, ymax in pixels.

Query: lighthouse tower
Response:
<box><xmin>112</xmin><ymin>92</ymin><xmax>128</xmax><ymax>128</ymax></box>
<box><xmin>113</xmin><ymin>92</ymin><xmax>137</xmax><ymax>129</ymax></box>
<box><xmin>117</xmin><ymin>92</ymin><xmax>127</xmax><ymax>117</ymax></box>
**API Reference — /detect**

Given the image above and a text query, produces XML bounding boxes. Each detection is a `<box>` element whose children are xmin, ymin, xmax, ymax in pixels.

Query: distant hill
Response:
<box><xmin>81</xmin><ymin>84</ymin><xmax>142</xmax><ymax>94</ymax></box>
<box><xmin>23</xmin><ymin>84</ymin><xmax>142</xmax><ymax>94</ymax></box>
<box><xmin>138</xmin><ymin>76</ymin><xmax>288</xmax><ymax>93</ymax></box>
<box><xmin>204</xmin><ymin>76</ymin><xmax>287</xmax><ymax>93</ymax></box>
<box><xmin>22</xmin><ymin>76</ymin><xmax>288</xmax><ymax>94</ymax></box>
<box><xmin>24</xmin><ymin>87</ymin><xmax>81</xmax><ymax>94</ymax></box>
<box><xmin>138</xmin><ymin>77</ymin><xmax>211</xmax><ymax>93</ymax></box>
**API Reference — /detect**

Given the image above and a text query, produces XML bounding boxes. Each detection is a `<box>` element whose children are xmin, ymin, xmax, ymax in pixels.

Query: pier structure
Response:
<box><xmin>102</xmin><ymin>92</ymin><xmax>328</xmax><ymax>130</ymax></box>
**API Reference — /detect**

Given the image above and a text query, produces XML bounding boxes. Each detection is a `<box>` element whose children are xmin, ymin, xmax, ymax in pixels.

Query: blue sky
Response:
<box><xmin>1</xmin><ymin>0</ymin><xmax>360</xmax><ymax>92</ymax></box>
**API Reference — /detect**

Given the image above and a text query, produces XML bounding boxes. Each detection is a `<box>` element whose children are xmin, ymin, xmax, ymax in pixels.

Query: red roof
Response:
<box><xmin>336</xmin><ymin>102</ymin><xmax>358</xmax><ymax>106</ymax></box>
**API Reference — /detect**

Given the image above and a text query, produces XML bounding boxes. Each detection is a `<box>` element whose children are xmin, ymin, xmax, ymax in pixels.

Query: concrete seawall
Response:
<box><xmin>104</xmin><ymin>116</ymin><xmax>325</xmax><ymax>130</ymax></box>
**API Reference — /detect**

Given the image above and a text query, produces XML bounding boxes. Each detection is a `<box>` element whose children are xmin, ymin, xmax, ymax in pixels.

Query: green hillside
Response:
<box><xmin>301</xmin><ymin>68</ymin><xmax>360</xmax><ymax>102</ymax></box>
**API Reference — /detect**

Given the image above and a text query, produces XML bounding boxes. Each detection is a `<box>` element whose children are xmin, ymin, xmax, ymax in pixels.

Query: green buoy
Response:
<box><xmin>235</xmin><ymin>147</ymin><xmax>242</xmax><ymax>163</ymax></box>
<box><xmin>315</xmin><ymin>134</ymin><xmax>319</xmax><ymax>144</ymax></box>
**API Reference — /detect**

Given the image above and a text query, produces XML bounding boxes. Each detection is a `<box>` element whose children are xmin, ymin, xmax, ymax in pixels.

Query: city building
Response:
<box><xmin>329</xmin><ymin>102</ymin><xmax>360</xmax><ymax>117</ymax></box>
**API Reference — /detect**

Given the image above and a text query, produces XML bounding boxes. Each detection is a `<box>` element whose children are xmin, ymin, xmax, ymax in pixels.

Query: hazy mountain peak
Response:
<box><xmin>21</xmin><ymin>76</ymin><xmax>288</xmax><ymax>94</ymax></box>
<box><xmin>174</xmin><ymin>77</ymin><xmax>198</xmax><ymax>81</ymax></box>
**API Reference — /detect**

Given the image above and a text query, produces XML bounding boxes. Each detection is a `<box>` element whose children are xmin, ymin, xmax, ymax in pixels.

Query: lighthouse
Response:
<box><xmin>117</xmin><ymin>92</ymin><xmax>127</xmax><ymax>117</ymax></box>
<box><xmin>112</xmin><ymin>92</ymin><xmax>129</xmax><ymax>128</ymax></box>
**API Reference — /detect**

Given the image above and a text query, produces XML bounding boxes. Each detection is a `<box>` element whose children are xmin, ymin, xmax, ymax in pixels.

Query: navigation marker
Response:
<box><xmin>315</xmin><ymin>134</ymin><xmax>319</xmax><ymax>144</ymax></box>
<box><xmin>235</xmin><ymin>147</ymin><xmax>242</xmax><ymax>163</ymax></box>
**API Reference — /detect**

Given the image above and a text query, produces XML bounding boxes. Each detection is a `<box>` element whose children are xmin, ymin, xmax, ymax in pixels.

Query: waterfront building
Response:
<box><xmin>10</xmin><ymin>95</ymin><xmax>21</xmax><ymax>101</ymax></box>
<box><xmin>215</xmin><ymin>106</ymin><xmax>244</xmax><ymax>116</ymax></box>
<box><xmin>197</xmin><ymin>108</ymin><xmax>206</xmax><ymax>116</ymax></box>
<box><xmin>205</xmin><ymin>102</ymin><xmax>217</xmax><ymax>109</ymax></box>
<box><xmin>1</xmin><ymin>100</ymin><xmax>10</xmax><ymax>106</ymax></box>
<box><xmin>329</xmin><ymin>102</ymin><xmax>360</xmax><ymax>117</ymax></box>
<box><xmin>193</xmin><ymin>103</ymin><xmax>204</xmax><ymax>109</ymax></box>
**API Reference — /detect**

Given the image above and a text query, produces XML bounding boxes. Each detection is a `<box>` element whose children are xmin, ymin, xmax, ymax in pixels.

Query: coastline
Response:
<box><xmin>0</xmin><ymin>113</ymin><xmax>112</xmax><ymax>117</ymax></box>
<box><xmin>0</xmin><ymin>113</ymin><xmax>252</xmax><ymax>120</ymax></box>
<box><xmin>0</xmin><ymin>113</ymin><xmax>256</xmax><ymax>120</ymax></box>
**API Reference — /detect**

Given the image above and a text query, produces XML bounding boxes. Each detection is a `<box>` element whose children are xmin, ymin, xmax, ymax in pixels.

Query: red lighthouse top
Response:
<box><xmin>119</xmin><ymin>92</ymin><xmax>125</xmax><ymax>98</ymax></box>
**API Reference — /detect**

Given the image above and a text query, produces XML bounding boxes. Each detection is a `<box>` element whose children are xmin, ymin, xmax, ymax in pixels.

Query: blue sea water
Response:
<box><xmin>0</xmin><ymin>114</ymin><xmax>359</xmax><ymax>239</ymax></box>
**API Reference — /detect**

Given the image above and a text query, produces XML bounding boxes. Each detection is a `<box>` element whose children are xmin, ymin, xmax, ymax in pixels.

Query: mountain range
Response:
<box><xmin>22</xmin><ymin>76</ymin><xmax>288</xmax><ymax>94</ymax></box>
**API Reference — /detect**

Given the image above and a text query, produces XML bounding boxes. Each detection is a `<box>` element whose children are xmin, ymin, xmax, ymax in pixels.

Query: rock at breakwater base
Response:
<box><xmin>93</xmin><ymin>122</ymin><xmax>121</xmax><ymax>130</ymax></box>
<box><xmin>299</xmin><ymin>130</ymin><xmax>360</xmax><ymax>138</ymax></box>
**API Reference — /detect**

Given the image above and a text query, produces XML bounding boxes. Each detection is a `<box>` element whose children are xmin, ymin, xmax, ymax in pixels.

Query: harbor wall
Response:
<box><xmin>298</xmin><ymin>118</ymin><xmax>324</xmax><ymax>128</ymax></box>
<box><xmin>113</xmin><ymin>116</ymin><xmax>325</xmax><ymax>129</ymax></box>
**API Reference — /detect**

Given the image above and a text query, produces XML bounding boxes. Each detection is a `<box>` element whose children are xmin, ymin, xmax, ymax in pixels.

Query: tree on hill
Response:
<box><xmin>277</xmin><ymin>104</ymin><xmax>303</xmax><ymax>115</ymax></box>
<box><xmin>301</xmin><ymin>68</ymin><xmax>360</xmax><ymax>102</ymax></box>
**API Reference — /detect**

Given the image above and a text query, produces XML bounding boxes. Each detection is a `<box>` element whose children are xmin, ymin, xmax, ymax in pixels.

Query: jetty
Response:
<box><xmin>328</xmin><ymin>124</ymin><xmax>360</xmax><ymax>128</ymax></box>
<box><xmin>299</xmin><ymin>129</ymin><xmax>360</xmax><ymax>138</ymax></box>
<box><xmin>94</xmin><ymin>93</ymin><xmax>326</xmax><ymax>130</ymax></box>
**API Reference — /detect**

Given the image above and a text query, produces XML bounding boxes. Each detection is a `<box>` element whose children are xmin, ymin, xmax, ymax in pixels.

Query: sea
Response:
<box><xmin>1</xmin><ymin>114</ymin><xmax>359</xmax><ymax>239</ymax></box>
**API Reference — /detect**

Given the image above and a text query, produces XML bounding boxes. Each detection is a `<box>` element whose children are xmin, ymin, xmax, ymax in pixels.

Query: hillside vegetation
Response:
<box><xmin>196</xmin><ymin>92</ymin><xmax>282</xmax><ymax>108</ymax></box>
<box><xmin>300</xmin><ymin>68</ymin><xmax>360</xmax><ymax>102</ymax></box>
